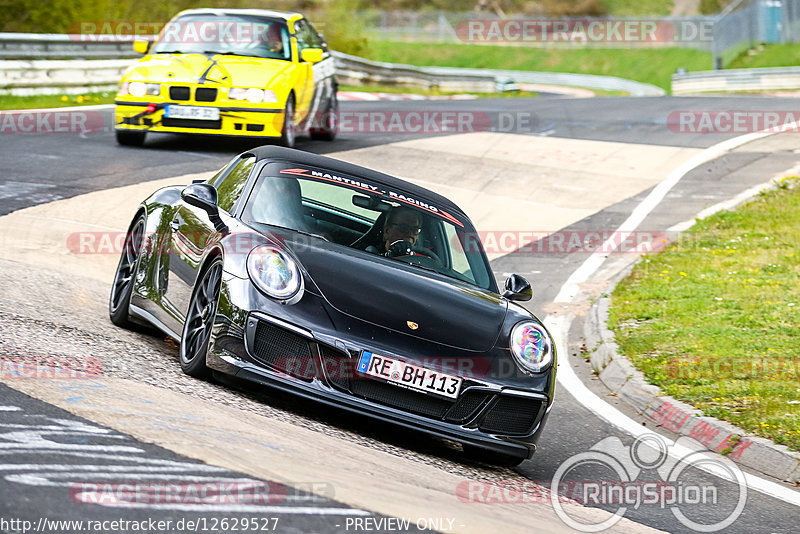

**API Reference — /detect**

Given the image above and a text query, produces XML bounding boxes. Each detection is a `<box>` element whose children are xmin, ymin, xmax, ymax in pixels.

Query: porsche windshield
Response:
<box><xmin>151</xmin><ymin>15</ymin><xmax>291</xmax><ymax>61</ymax></box>
<box><xmin>242</xmin><ymin>166</ymin><xmax>494</xmax><ymax>290</ymax></box>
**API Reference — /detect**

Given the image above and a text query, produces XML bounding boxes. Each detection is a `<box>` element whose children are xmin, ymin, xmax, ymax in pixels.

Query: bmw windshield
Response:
<box><xmin>151</xmin><ymin>14</ymin><xmax>291</xmax><ymax>61</ymax></box>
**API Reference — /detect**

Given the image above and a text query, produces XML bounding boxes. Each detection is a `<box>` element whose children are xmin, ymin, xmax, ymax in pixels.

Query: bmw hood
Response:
<box><xmin>125</xmin><ymin>53</ymin><xmax>292</xmax><ymax>89</ymax></box>
<box><xmin>289</xmin><ymin>240</ymin><xmax>508</xmax><ymax>352</ymax></box>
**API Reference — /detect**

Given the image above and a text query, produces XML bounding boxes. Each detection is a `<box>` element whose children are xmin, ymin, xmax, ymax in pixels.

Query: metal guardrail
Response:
<box><xmin>0</xmin><ymin>32</ymin><xmax>665</xmax><ymax>96</ymax></box>
<box><xmin>331</xmin><ymin>52</ymin><xmax>666</xmax><ymax>96</ymax></box>
<box><xmin>0</xmin><ymin>33</ymin><xmax>141</xmax><ymax>59</ymax></box>
<box><xmin>672</xmin><ymin>66</ymin><xmax>800</xmax><ymax>94</ymax></box>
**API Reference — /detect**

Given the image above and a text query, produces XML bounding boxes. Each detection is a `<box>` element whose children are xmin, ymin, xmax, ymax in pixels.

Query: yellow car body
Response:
<box><xmin>114</xmin><ymin>9</ymin><xmax>337</xmax><ymax>147</ymax></box>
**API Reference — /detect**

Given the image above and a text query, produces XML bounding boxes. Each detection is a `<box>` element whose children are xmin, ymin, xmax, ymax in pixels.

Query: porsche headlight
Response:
<box><xmin>228</xmin><ymin>88</ymin><xmax>278</xmax><ymax>103</ymax></box>
<box><xmin>247</xmin><ymin>245</ymin><xmax>301</xmax><ymax>299</ymax></box>
<box><xmin>510</xmin><ymin>321</ymin><xmax>553</xmax><ymax>373</ymax></box>
<box><xmin>120</xmin><ymin>82</ymin><xmax>160</xmax><ymax>97</ymax></box>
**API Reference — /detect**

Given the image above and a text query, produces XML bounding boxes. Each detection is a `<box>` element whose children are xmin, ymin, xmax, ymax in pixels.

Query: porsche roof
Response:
<box><xmin>247</xmin><ymin>146</ymin><xmax>469</xmax><ymax>219</ymax></box>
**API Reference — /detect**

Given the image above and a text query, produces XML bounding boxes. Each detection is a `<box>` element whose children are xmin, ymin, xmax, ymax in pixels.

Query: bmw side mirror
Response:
<box><xmin>301</xmin><ymin>48</ymin><xmax>323</xmax><ymax>63</ymax></box>
<box><xmin>133</xmin><ymin>39</ymin><xmax>150</xmax><ymax>55</ymax></box>
<box><xmin>502</xmin><ymin>274</ymin><xmax>532</xmax><ymax>302</ymax></box>
<box><xmin>182</xmin><ymin>183</ymin><xmax>219</xmax><ymax>215</ymax></box>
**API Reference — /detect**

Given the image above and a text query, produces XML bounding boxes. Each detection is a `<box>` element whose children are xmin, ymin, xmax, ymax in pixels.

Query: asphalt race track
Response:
<box><xmin>1</xmin><ymin>95</ymin><xmax>799</xmax><ymax>533</ymax></box>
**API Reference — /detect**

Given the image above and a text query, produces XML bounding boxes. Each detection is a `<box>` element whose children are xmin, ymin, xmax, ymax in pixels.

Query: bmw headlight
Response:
<box><xmin>228</xmin><ymin>88</ymin><xmax>278</xmax><ymax>103</ymax></box>
<box><xmin>247</xmin><ymin>245</ymin><xmax>301</xmax><ymax>300</ymax></box>
<box><xmin>120</xmin><ymin>82</ymin><xmax>160</xmax><ymax>97</ymax></box>
<box><xmin>510</xmin><ymin>321</ymin><xmax>553</xmax><ymax>373</ymax></box>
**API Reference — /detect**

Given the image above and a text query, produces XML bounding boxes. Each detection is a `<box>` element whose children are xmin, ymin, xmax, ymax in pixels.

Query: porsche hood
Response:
<box><xmin>125</xmin><ymin>53</ymin><xmax>291</xmax><ymax>89</ymax></box>
<box><xmin>288</xmin><ymin>239</ymin><xmax>509</xmax><ymax>352</ymax></box>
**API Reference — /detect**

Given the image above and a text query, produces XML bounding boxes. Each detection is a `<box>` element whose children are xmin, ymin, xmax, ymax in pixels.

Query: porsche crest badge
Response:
<box><xmin>406</xmin><ymin>321</ymin><xmax>419</xmax><ymax>330</ymax></box>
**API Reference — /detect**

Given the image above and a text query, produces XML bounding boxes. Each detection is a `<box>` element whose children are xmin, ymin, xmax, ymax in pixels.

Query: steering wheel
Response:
<box><xmin>385</xmin><ymin>240</ymin><xmax>442</xmax><ymax>264</ymax></box>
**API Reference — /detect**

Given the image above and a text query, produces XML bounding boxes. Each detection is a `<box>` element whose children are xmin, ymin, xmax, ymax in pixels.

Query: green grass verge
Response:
<box><xmin>728</xmin><ymin>43</ymin><xmax>800</xmax><ymax>69</ymax></box>
<box><xmin>0</xmin><ymin>91</ymin><xmax>116</xmax><ymax>110</ymax></box>
<box><xmin>609</xmin><ymin>178</ymin><xmax>800</xmax><ymax>452</ymax></box>
<box><xmin>600</xmin><ymin>0</ymin><xmax>673</xmax><ymax>16</ymax></box>
<box><xmin>363</xmin><ymin>41</ymin><xmax>712</xmax><ymax>92</ymax></box>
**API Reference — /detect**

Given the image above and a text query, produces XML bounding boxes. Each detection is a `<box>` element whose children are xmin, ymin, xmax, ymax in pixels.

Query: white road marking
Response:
<box><xmin>0</xmin><ymin>182</ymin><xmax>55</xmax><ymax>201</ymax></box>
<box><xmin>17</xmin><ymin>214</ymin><xmax>124</xmax><ymax>231</ymax></box>
<box><xmin>0</xmin><ymin>406</ymin><xmax>22</xmax><ymax>411</ymax></box>
<box><xmin>77</xmin><ymin>501</ymin><xmax>373</xmax><ymax>514</ymax></box>
<box><xmin>546</xmin><ymin>125</ymin><xmax>800</xmax><ymax>506</ymax></box>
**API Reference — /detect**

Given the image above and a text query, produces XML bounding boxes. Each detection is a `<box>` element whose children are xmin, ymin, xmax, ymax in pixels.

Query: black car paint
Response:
<box><xmin>120</xmin><ymin>146</ymin><xmax>556</xmax><ymax>461</ymax></box>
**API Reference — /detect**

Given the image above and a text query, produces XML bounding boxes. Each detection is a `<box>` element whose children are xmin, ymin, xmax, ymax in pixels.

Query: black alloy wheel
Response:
<box><xmin>109</xmin><ymin>215</ymin><xmax>145</xmax><ymax>327</ymax></box>
<box><xmin>179</xmin><ymin>258</ymin><xmax>223</xmax><ymax>378</ymax></box>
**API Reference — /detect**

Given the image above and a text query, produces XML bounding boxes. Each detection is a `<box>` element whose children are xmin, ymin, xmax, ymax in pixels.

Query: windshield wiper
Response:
<box><xmin>202</xmin><ymin>50</ymin><xmax>250</xmax><ymax>57</ymax></box>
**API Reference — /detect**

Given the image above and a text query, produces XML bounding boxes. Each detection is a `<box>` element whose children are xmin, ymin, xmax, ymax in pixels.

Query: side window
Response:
<box><xmin>294</xmin><ymin>19</ymin><xmax>323</xmax><ymax>52</ymax></box>
<box><xmin>216</xmin><ymin>156</ymin><xmax>255</xmax><ymax>213</ymax></box>
<box><xmin>208</xmin><ymin>158</ymin><xmax>236</xmax><ymax>188</ymax></box>
<box><xmin>306</xmin><ymin>21</ymin><xmax>327</xmax><ymax>50</ymax></box>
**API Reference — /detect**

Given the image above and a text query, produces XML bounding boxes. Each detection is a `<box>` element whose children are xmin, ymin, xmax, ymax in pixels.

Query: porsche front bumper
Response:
<box><xmin>206</xmin><ymin>277</ymin><xmax>554</xmax><ymax>460</ymax></box>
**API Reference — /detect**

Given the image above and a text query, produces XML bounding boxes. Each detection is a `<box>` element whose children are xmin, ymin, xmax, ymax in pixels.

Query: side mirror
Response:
<box><xmin>133</xmin><ymin>39</ymin><xmax>150</xmax><ymax>55</ymax></box>
<box><xmin>300</xmin><ymin>48</ymin><xmax>323</xmax><ymax>63</ymax></box>
<box><xmin>502</xmin><ymin>274</ymin><xmax>532</xmax><ymax>302</ymax></box>
<box><xmin>181</xmin><ymin>183</ymin><xmax>218</xmax><ymax>215</ymax></box>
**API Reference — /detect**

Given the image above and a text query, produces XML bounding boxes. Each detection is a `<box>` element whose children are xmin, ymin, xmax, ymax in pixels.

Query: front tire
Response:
<box><xmin>280</xmin><ymin>94</ymin><xmax>296</xmax><ymax>149</ymax></box>
<box><xmin>310</xmin><ymin>92</ymin><xmax>337</xmax><ymax>141</ymax></box>
<box><xmin>116</xmin><ymin>129</ymin><xmax>146</xmax><ymax>147</ymax></box>
<box><xmin>109</xmin><ymin>215</ymin><xmax>145</xmax><ymax>328</ymax></box>
<box><xmin>179</xmin><ymin>258</ymin><xmax>223</xmax><ymax>378</ymax></box>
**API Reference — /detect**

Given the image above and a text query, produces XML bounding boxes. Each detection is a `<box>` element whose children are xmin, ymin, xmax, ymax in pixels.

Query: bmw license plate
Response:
<box><xmin>165</xmin><ymin>105</ymin><xmax>219</xmax><ymax>120</ymax></box>
<box><xmin>357</xmin><ymin>351</ymin><xmax>462</xmax><ymax>399</ymax></box>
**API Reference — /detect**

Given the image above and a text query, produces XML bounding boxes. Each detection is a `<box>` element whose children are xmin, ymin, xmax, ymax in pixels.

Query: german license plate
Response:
<box><xmin>357</xmin><ymin>351</ymin><xmax>462</xmax><ymax>399</ymax></box>
<box><xmin>165</xmin><ymin>105</ymin><xmax>219</xmax><ymax>120</ymax></box>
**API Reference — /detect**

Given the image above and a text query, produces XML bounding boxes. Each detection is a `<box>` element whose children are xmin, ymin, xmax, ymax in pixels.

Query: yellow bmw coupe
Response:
<box><xmin>115</xmin><ymin>8</ymin><xmax>337</xmax><ymax>147</ymax></box>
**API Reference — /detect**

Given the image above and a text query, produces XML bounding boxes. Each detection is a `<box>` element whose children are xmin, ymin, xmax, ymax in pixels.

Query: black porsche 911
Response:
<box><xmin>110</xmin><ymin>146</ymin><xmax>556</xmax><ymax>466</ymax></box>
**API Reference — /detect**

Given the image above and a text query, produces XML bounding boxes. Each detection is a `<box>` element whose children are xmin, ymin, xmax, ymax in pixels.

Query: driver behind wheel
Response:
<box><xmin>382</xmin><ymin>207</ymin><xmax>422</xmax><ymax>255</ymax></box>
<box><xmin>363</xmin><ymin>206</ymin><xmax>422</xmax><ymax>256</ymax></box>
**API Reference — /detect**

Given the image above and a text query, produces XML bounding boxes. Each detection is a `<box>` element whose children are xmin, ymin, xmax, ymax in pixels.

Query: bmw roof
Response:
<box><xmin>173</xmin><ymin>8</ymin><xmax>302</xmax><ymax>21</ymax></box>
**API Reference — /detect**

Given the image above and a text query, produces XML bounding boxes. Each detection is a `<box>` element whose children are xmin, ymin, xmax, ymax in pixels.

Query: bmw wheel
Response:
<box><xmin>116</xmin><ymin>129</ymin><xmax>147</xmax><ymax>147</ymax></box>
<box><xmin>179</xmin><ymin>258</ymin><xmax>223</xmax><ymax>378</ymax></box>
<box><xmin>280</xmin><ymin>94</ymin><xmax>296</xmax><ymax>149</ymax></box>
<box><xmin>310</xmin><ymin>92</ymin><xmax>337</xmax><ymax>141</ymax></box>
